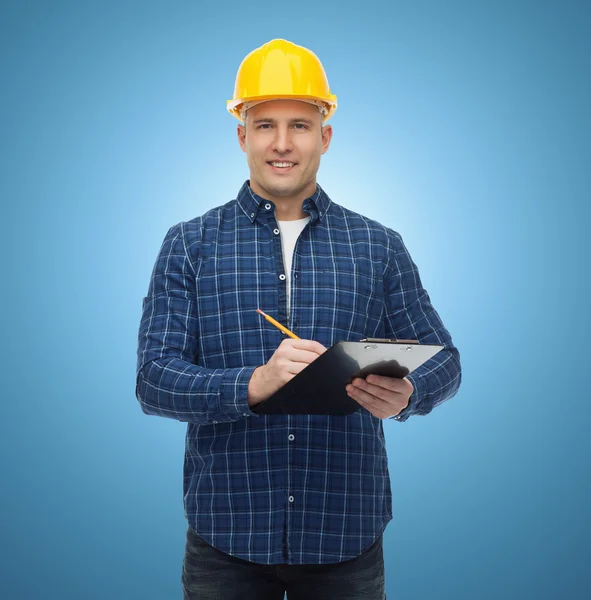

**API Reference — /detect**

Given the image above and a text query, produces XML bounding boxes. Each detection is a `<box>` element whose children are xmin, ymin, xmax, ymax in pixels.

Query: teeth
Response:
<box><xmin>270</xmin><ymin>162</ymin><xmax>295</xmax><ymax>168</ymax></box>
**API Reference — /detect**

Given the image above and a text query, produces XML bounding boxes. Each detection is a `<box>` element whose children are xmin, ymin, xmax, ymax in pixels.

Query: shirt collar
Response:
<box><xmin>236</xmin><ymin>180</ymin><xmax>332</xmax><ymax>224</ymax></box>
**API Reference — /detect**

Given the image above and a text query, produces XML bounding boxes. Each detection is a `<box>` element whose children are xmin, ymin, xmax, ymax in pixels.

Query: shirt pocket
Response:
<box><xmin>313</xmin><ymin>260</ymin><xmax>384</xmax><ymax>342</ymax></box>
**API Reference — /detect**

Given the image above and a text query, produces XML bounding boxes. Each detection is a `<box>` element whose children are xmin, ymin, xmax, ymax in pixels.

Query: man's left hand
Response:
<box><xmin>346</xmin><ymin>375</ymin><xmax>414</xmax><ymax>419</ymax></box>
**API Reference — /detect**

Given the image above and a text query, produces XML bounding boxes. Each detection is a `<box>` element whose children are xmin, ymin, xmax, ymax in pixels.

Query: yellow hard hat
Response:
<box><xmin>227</xmin><ymin>39</ymin><xmax>338</xmax><ymax>123</ymax></box>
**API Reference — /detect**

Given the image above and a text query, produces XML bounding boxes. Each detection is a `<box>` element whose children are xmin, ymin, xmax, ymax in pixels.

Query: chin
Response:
<box><xmin>264</xmin><ymin>181</ymin><xmax>299</xmax><ymax>197</ymax></box>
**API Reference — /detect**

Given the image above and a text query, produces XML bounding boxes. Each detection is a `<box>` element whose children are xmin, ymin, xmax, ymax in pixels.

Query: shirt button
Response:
<box><xmin>273</xmin><ymin>228</ymin><xmax>280</xmax><ymax>235</ymax></box>
<box><xmin>265</xmin><ymin>203</ymin><xmax>272</xmax><ymax>210</ymax></box>
<box><xmin>288</xmin><ymin>434</ymin><xmax>295</xmax><ymax>441</ymax></box>
<box><xmin>250</xmin><ymin>212</ymin><xmax>255</xmax><ymax>218</ymax></box>
<box><xmin>289</xmin><ymin>495</ymin><xmax>294</xmax><ymax>503</ymax></box>
<box><xmin>279</xmin><ymin>274</ymin><xmax>286</xmax><ymax>281</ymax></box>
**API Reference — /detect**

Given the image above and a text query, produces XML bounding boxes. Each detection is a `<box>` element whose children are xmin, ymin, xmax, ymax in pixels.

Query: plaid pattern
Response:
<box><xmin>136</xmin><ymin>181</ymin><xmax>461</xmax><ymax>564</ymax></box>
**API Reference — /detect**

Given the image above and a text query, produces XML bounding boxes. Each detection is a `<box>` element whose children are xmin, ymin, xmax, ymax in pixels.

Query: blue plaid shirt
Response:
<box><xmin>136</xmin><ymin>181</ymin><xmax>461</xmax><ymax>565</ymax></box>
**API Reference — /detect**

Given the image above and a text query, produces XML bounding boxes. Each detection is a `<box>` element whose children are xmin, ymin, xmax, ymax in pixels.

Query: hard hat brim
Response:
<box><xmin>227</xmin><ymin>94</ymin><xmax>338</xmax><ymax>123</ymax></box>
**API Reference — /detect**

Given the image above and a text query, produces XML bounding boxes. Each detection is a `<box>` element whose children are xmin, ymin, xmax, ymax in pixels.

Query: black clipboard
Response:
<box><xmin>251</xmin><ymin>339</ymin><xmax>444</xmax><ymax>416</ymax></box>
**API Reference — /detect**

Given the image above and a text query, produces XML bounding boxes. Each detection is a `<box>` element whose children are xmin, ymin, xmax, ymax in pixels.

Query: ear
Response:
<box><xmin>237</xmin><ymin>124</ymin><xmax>247</xmax><ymax>153</ymax></box>
<box><xmin>320</xmin><ymin>124</ymin><xmax>333</xmax><ymax>155</ymax></box>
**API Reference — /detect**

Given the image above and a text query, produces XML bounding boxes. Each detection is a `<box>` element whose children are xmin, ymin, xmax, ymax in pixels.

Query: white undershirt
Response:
<box><xmin>277</xmin><ymin>216</ymin><xmax>311</xmax><ymax>318</ymax></box>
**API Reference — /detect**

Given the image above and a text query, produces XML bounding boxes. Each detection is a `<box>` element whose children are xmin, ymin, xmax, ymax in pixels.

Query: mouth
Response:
<box><xmin>267</xmin><ymin>161</ymin><xmax>297</xmax><ymax>173</ymax></box>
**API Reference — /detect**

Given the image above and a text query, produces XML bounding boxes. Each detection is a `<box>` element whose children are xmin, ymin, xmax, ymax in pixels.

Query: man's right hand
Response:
<box><xmin>247</xmin><ymin>338</ymin><xmax>327</xmax><ymax>407</ymax></box>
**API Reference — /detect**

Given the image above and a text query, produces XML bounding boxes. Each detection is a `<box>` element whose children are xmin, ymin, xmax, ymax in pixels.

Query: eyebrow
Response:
<box><xmin>252</xmin><ymin>117</ymin><xmax>316</xmax><ymax>126</ymax></box>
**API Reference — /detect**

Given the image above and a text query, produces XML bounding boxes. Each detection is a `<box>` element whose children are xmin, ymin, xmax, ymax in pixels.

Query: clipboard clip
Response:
<box><xmin>359</xmin><ymin>338</ymin><xmax>419</xmax><ymax>344</ymax></box>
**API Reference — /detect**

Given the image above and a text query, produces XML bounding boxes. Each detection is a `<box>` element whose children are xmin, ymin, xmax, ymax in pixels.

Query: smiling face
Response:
<box><xmin>237</xmin><ymin>99</ymin><xmax>333</xmax><ymax>218</ymax></box>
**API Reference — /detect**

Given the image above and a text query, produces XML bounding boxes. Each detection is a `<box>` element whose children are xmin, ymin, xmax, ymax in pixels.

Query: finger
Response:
<box><xmin>281</xmin><ymin>348</ymin><xmax>326</xmax><ymax>365</ymax></box>
<box><xmin>346</xmin><ymin>389</ymin><xmax>390</xmax><ymax>419</ymax></box>
<box><xmin>350</xmin><ymin>378</ymin><xmax>398</xmax><ymax>403</ymax></box>
<box><xmin>346</xmin><ymin>383</ymin><xmax>392</xmax><ymax>408</ymax></box>
<box><xmin>363</xmin><ymin>374</ymin><xmax>410</xmax><ymax>393</ymax></box>
<box><xmin>285</xmin><ymin>361</ymin><xmax>312</xmax><ymax>375</ymax></box>
<box><xmin>290</xmin><ymin>339</ymin><xmax>328</xmax><ymax>355</ymax></box>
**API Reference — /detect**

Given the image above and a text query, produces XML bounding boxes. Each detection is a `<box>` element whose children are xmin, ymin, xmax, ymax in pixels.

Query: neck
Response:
<box><xmin>249</xmin><ymin>179</ymin><xmax>316</xmax><ymax>221</ymax></box>
<box><xmin>274</xmin><ymin>201</ymin><xmax>307</xmax><ymax>221</ymax></box>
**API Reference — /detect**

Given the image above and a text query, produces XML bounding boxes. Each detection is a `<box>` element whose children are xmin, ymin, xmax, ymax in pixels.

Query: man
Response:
<box><xmin>136</xmin><ymin>39</ymin><xmax>461</xmax><ymax>599</ymax></box>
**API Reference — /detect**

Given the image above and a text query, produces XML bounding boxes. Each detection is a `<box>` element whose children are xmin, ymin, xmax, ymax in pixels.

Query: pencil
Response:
<box><xmin>256</xmin><ymin>308</ymin><xmax>300</xmax><ymax>339</ymax></box>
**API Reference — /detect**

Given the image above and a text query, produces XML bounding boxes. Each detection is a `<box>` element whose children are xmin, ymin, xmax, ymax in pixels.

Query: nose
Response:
<box><xmin>271</xmin><ymin>125</ymin><xmax>293</xmax><ymax>155</ymax></box>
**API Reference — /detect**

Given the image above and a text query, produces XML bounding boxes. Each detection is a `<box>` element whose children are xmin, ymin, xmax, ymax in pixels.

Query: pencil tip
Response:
<box><xmin>256</xmin><ymin>308</ymin><xmax>264</xmax><ymax>315</ymax></box>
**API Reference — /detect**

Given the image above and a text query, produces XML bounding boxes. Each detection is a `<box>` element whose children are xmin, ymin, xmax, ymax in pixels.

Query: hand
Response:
<box><xmin>248</xmin><ymin>339</ymin><xmax>327</xmax><ymax>406</ymax></box>
<box><xmin>346</xmin><ymin>374</ymin><xmax>414</xmax><ymax>419</ymax></box>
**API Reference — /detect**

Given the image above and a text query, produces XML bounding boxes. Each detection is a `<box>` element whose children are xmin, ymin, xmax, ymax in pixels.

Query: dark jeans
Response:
<box><xmin>182</xmin><ymin>526</ymin><xmax>386</xmax><ymax>600</ymax></box>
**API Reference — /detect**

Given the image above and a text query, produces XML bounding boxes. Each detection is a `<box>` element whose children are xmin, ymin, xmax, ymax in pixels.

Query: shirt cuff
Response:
<box><xmin>220</xmin><ymin>366</ymin><xmax>260</xmax><ymax>420</ymax></box>
<box><xmin>391</xmin><ymin>373</ymin><xmax>425</xmax><ymax>422</ymax></box>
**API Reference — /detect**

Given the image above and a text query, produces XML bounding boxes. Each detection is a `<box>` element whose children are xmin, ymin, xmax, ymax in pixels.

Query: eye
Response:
<box><xmin>257</xmin><ymin>123</ymin><xmax>272</xmax><ymax>130</ymax></box>
<box><xmin>293</xmin><ymin>123</ymin><xmax>309</xmax><ymax>129</ymax></box>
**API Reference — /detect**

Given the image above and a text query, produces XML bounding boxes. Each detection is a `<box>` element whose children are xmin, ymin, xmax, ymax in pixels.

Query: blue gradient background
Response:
<box><xmin>1</xmin><ymin>1</ymin><xmax>589</xmax><ymax>598</ymax></box>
